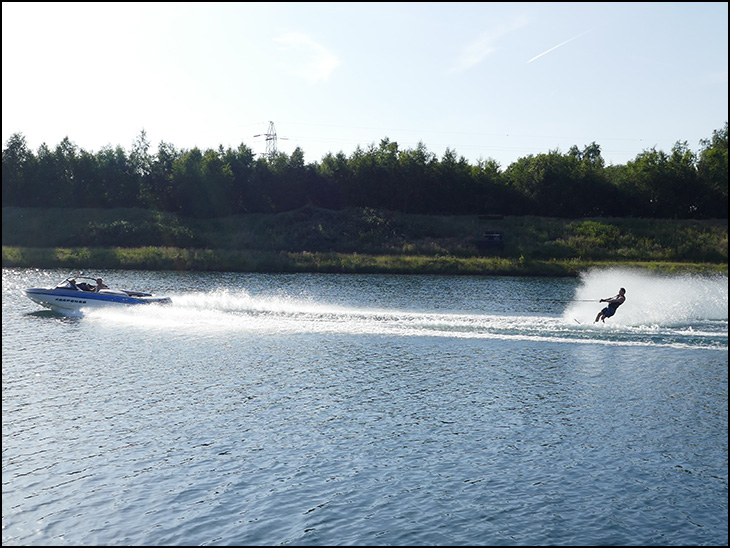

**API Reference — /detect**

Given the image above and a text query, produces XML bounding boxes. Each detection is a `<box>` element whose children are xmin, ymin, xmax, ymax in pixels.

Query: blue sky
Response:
<box><xmin>2</xmin><ymin>2</ymin><xmax>727</xmax><ymax>168</ymax></box>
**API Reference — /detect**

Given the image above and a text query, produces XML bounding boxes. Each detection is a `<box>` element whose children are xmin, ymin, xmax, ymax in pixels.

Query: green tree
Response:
<box><xmin>2</xmin><ymin>132</ymin><xmax>36</xmax><ymax>206</ymax></box>
<box><xmin>568</xmin><ymin>141</ymin><xmax>604</xmax><ymax>168</ymax></box>
<box><xmin>3</xmin><ymin>123</ymin><xmax>727</xmax><ymax>219</ymax></box>
<box><xmin>131</xmin><ymin>129</ymin><xmax>154</xmax><ymax>208</ymax></box>
<box><xmin>147</xmin><ymin>140</ymin><xmax>179</xmax><ymax>211</ymax></box>
<box><xmin>248</xmin><ymin>156</ymin><xmax>276</xmax><ymax>212</ymax></box>
<box><xmin>49</xmin><ymin>137</ymin><xmax>81</xmax><ymax>207</ymax></box>
<box><xmin>397</xmin><ymin>141</ymin><xmax>436</xmax><ymax>213</ymax></box>
<box><xmin>129</xmin><ymin>129</ymin><xmax>152</xmax><ymax>178</ymax></box>
<box><xmin>30</xmin><ymin>143</ymin><xmax>55</xmax><ymax>207</ymax></box>
<box><xmin>614</xmin><ymin>148</ymin><xmax>663</xmax><ymax>217</ymax></box>
<box><xmin>74</xmin><ymin>148</ymin><xmax>105</xmax><ymax>207</ymax></box>
<box><xmin>617</xmin><ymin>144</ymin><xmax>700</xmax><ymax>218</ymax></box>
<box><xmin>170</xmin><ymin>147</ymin><xmax>235</xmax><ymax>218</ymax></box>
<box><xmin>221</xmin><ymin>143</ymin><xmax>256</xmax><ymax>213</ymax></box>
<box><xmin>96</xmin><ymin>145</ymin><xmax>138</xmax><ymax>208</ymax></box>
<box><xmin>470</xmin><ymin>157</ymin><xmax>513</xmax><ymax>215</ymax></box>
<box><xmin>665</xmin><ymin>141</ymin><xmax>699</xmax><ymax>217</ymax></box>
<box><xmin>434</xmin><ymin>148</ymin><xmax>473</xmax><ymax>213</ymax></box>
<box><xmin>374</xmin><ymin>138</ymin><xmax>401</xmax><ymax>211</ymax></box>
<box><xmin>504</xmin><ymin>150</ymin><xmax>588</xmax><ymax>216</ymax></box>
<box><xmin>348</xmin><ymin>144</ymin><xmax>380</xmax><ymax>208</ymax></box>
<box><xmin>696</xmin><ymin>122</ymin><xmax>728</xmax><ymax>218</ymax></box>
<box><xmin>316</xmin><ymin>151</ymin><xmax>352</xmax><ymax>209</ymax></box>
<box><xmin>267</xmin><ymin>147</ymin><xmax>310</xmax><ymax>211</ymax></box>
<box><xmin>200</xmin><ymin>147</ymin><xmax>235</xmax><ymax>217</ymax></box>
<box><xmin>569</xmin><ymin>142</ymin><xmax>617</xmax><ymax>216</ymax></box>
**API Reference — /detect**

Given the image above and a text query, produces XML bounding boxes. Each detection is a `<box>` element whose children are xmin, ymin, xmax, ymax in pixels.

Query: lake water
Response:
<box><xmin>2</xmin><ymin>267</ymin><xmax>727</xmax><ymax>546</ymax></box>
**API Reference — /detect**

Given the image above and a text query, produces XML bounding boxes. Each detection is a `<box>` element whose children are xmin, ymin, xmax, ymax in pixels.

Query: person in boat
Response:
<box><xmin>595</xmin><ymin>287</ymin><xmax>626</xmax><ymax>323</ymax></box>
<box><xmin>94</xmin><ymin>278</ymin><xmax>109</xmax><ymax>292</ymax></box>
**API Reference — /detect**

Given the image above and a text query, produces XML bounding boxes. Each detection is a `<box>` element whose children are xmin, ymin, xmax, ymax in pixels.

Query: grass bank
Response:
<box><xmin>2</xmin><ymin>246</ymin><xmax>726</xmax><ymax>277</ymax></box>
<box><xmin>2</xmin><ymin>206</ymin><xmax>727</xmax><ymax>276</ymax></box>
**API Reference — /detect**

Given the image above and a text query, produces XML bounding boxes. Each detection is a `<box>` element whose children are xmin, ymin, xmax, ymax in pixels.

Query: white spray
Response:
<box><xmin>564</xmin><ymin>268</ymin><xmax>728</xmax><ymax>326</ymax></box>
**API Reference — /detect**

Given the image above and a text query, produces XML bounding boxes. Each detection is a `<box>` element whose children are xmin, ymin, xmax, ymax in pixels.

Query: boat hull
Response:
<box><xmin>24</xmin><ymin>287</ymin><xmax>171</xmax><ymax>312</ymax></box>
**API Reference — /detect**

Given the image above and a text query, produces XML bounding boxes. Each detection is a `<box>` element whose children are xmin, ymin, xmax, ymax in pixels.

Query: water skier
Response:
<box><xmin>595</xmin><ymin>287</ymin><xmax>626</xmax><ymax>323</ymax></box>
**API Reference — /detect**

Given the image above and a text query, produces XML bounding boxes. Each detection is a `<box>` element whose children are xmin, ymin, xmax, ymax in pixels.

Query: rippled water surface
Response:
<box><xmin>3</xmin><ymin>267</ymin><xmax>727</xmax><ymax>546</ymax></box>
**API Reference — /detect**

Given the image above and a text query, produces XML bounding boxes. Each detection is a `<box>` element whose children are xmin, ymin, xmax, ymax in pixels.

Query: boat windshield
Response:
<box><xmin>56</xmin><ymin>277</ymin><xmax>97</xmax><ymax>291</ymax></box>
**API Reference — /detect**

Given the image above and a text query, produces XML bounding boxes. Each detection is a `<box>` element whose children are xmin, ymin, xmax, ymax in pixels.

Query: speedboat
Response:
<box><xmin>24</xmin><ymin>275</ymin><xmax>172</xmax><ymax>313</ymax></box>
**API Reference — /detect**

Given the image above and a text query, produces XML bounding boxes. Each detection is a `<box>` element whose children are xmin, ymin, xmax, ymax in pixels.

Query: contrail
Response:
<box><xmin>527</xmin><ymin>31</ymin><xmax>587</xmax><ymax>63</ymax></box>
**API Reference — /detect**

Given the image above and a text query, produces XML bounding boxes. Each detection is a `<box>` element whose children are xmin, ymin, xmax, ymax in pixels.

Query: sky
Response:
<box><xmin>2</xmin><ymin>2</ymin><xmax>728</xmax><ymax>169</ymax></box>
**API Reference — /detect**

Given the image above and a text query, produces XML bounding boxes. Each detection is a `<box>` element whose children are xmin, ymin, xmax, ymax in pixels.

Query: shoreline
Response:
<box><xmin>3</xmin><ymin>246</ymin><xmax>727</xmax><ymax>277</ymax></box>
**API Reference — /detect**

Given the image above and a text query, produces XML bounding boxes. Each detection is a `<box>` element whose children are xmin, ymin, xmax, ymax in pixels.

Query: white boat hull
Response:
<box><xmin>24</xmin><ymin>283</ymin><xmax>171</xmax><ymax>313</ymax></box>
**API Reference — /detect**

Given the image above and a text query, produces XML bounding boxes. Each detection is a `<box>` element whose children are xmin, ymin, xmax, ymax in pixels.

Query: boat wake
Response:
<box><xmin>84</xmin><ymin>275</ymin><xmax>728</xmax><ymax>351</ymax></box>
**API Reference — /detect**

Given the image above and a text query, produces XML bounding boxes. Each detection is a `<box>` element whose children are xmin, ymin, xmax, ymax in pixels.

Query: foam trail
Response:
<box><xmin>80</xmin><ymin>281</ymin><xmax>727</xmax><ymax>350</ymax></box>
<box><xmin>564</xmin><ymin>268</ymin><xmax>728</xmax><ymax>326</ymax></box>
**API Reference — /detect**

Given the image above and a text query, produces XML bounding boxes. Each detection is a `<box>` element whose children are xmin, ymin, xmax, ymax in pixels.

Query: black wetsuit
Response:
<box><xmin>607</xmin><ymin>300</ymin><xmax>623</xmax><ymax>312</ymax></box>
<box><xmin>602</xmin><ymin>297</ymin><xmax>624</xmax><ymax>317</ymax></box>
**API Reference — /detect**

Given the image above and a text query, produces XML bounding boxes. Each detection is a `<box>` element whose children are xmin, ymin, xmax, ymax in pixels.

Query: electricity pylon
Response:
<box><xmin>254</xmin><ymin>121</ymin><xmax>288</xmax><ymax>160</ymax></box>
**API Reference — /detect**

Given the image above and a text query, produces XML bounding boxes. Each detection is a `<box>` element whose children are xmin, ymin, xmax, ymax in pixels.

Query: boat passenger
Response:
<box><xmin>94</xmin><ymin>278</ymin><xmax>109</xmax><ymax>292</ymax></box>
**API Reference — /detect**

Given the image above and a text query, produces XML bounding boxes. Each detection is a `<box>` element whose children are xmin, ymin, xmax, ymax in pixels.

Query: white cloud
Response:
<box><xmin>451</xmin><ymin>33</ymin><xmax>498</xmax><ymax>73</ymax></box>
<box><xmin>274</xmin><ymin>33</ymin><xmax>340</xmax><ymax>84</ymax></box>
<box><xmin>450</xmin><ymin>17</ymin><xmax>528</xmax><ymax>73</ymax></box>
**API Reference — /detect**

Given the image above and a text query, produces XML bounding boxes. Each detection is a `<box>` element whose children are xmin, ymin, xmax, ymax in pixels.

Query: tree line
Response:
<box><xmin>2</xmin><ymin>123</ymin><xmax>727</xmax><ymax>219</ymax></box>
